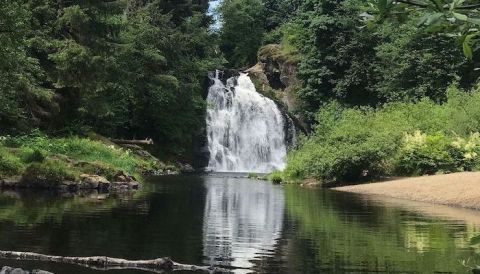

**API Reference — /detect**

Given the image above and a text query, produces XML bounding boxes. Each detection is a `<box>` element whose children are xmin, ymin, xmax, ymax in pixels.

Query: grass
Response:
<box><xmin>0</xmin><ymin>133</ymin><xmax>164</xmax><ymax>184</ymax></box>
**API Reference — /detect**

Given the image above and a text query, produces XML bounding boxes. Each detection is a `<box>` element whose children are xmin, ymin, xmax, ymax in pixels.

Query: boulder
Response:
<box><xmin>0</xmin><ymin>178</ymin><xmax>20</xmax><ymax>189</ymax></box>
<box><xmin>0</xmin><ymin>266</ymin><xmax>54</xmax><ymax>274</ymax></box>
<box><xmin>111</xmin><ymin>181</ymin><xmax>140</xmax><ymax>191</ymax></box>
<box><xmin>79</xmin><ymin>174</ymin><xmax>110</xmax><ymax>189</ymax></box>
<box><xmin>179</xmin><ymin>163</ymin><xmax>195</xmax><ymax>174</ymax></box>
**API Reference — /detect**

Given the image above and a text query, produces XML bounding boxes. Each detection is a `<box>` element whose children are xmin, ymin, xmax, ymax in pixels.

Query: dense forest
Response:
<box><xmin>2</xmin><ymin>0</ymin><xmax>480</xmax><ymax>185</ymax></box>
<box><xmin>1</xmin><ymin>0</ymin><xmax>223</xmax><ymax>156</ymax></box>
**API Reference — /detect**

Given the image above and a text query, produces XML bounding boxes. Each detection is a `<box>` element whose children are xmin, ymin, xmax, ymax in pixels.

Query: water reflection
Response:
<box><xmin>285</xmin><ymin>186</ymin><xmax>480</xmax><ymax>273</ymax></box>
<box><xmin>202</xmin><ymin>176</ymin><xmax>284</xmax><ymax>272</ymax></box>
<box><xmin>1</xmin><ymin>177</ymin><xmax>480</xmax><ymax>273</ymax></box>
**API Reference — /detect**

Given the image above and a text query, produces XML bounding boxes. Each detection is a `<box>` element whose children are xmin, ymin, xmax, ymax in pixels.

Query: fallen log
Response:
<box><xmin>0</xmin><ymin>251</ymin><xmax>227</xmax><ymax>273</ymax></box>
<box><xmin>111</xmin><ymin>138</ymin><xmax>154</xmax><ymax>145</ymax></box>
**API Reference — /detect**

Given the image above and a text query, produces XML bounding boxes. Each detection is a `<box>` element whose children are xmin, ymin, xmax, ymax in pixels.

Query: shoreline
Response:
<box><xmin>334</xmin><ymin>172</ymin><xmax>480</xmax><ymax>210</ymax></box>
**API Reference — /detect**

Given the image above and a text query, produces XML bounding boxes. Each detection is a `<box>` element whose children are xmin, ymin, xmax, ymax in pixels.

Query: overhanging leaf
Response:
<box><xmin>453</xmin><ymin>12</ymin><xmax>468</xmax><ymax>21</ymax></box>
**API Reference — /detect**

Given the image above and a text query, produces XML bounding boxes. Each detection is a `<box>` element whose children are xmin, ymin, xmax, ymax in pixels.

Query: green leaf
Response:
<box><xmin>426</xmin><ymin>13</ymin><xmax>445</xmax><ymax>25</ymax></box>
<box><xmin>453</xmin><ymin>12</ymin><xmax>468</xmax><ymax>21</ymax></box>
<box><xmin>462</xmin><ymin>34</ymin><xmax>477</xmax><ymax>60</ymax></box>
<box><xmin>467</xmin><ymin>17</ymin><xmax>480</xmax><ymax>26</ymax></box>
<box><xmin>470</xmin><ymin>235</ymin><xmax>480</xmax><ymax>245</ymax></box>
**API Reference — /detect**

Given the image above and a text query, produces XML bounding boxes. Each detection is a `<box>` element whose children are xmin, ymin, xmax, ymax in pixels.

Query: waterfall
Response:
<box><xmin>206</xmin><ymin>71</ymin><xmax>293</xmax><ymax>173</ymax></box>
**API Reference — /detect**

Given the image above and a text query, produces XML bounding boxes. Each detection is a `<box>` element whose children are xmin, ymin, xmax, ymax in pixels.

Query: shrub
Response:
<box><xmin>395</xmin><ymin>132</ymin><xmax>455</xmax><ymax>175</ymax></box>
<box><xmin>285</xmin><ymin>87</ymin><xmax>480</xmax><ymax>185</ymax></box>
<box><xmin>247</xmin><ymin>173</ymin><xmax>258</xmax><ymax>179</ymax></box>
<box><xmin>20</xmin><ymin>160</ymin><xmax>77</xmax><ymax>188</ymax></box>
<box><xmin>0</xmin><ymin>148</ymin><xmax>24</xmax><ymax>177</ymax></box>
<box><xmin>267</xmin><ymin>171</ymin><xmax>284</xmax><ymax>184</ymax></box>
<box><xmin>20</xmin><ymin>148</ymin><xmax>46</xmax><ymax>163</ymax></box>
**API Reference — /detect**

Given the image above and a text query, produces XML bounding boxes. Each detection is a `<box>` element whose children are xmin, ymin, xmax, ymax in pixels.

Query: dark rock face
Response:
<box><xmin>0</xmin><ymin>173</ymin><xmax>141</xmax><ymax>193</ymax></box>
<box><xmin>1</xmin><ymin>266</ymin><xmax>53</xmax><ymax>274</ymax></box>
<box><xmin>247</xmin><ymin>44</ymin><xmax>309</xmax><ymax>132</ymax></box>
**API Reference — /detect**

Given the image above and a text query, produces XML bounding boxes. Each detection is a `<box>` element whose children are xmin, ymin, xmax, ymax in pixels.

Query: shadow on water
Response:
<box><xmin>0</xmin><ymin>176</ymin><xmax>480</xmax><ymax>273</ymax></box>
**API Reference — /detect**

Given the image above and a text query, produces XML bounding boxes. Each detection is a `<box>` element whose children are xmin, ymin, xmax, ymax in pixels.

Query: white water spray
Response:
<box><xmin>206</xmin><ymin>71</ymin><xmax>290</xmax><ymax>173</ymax></box>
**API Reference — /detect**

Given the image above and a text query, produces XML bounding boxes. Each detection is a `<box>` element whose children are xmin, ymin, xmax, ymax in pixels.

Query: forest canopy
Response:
<box><xmin>0</xmin><ymin>0</ymin><xmax>223</xmax><ymax>156</ymax></box>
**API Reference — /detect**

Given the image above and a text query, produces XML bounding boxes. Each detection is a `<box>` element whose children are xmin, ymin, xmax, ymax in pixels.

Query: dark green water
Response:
<box><xmin>0</xmin><ymin>175</ymin><xmax>479</xmax><ymax>273</ymax></box>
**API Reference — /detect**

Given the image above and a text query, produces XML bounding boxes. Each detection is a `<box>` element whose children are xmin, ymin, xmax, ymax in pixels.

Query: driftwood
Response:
<box><xmin>0</xmin><ymin>251</ymin><xmax>228</xmax><ymax>273</ymax></box>
<box><xmin>111</xmin><ymin>138</ymin><xmax>154</xmax><ymax>145</ymax></box>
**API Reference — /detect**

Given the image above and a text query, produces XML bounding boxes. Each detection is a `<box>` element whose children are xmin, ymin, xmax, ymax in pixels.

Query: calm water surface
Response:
<box><xmin>0</xmin><ymin>175</ymin><xmax>479</xmax><ymax>273</ymax></box>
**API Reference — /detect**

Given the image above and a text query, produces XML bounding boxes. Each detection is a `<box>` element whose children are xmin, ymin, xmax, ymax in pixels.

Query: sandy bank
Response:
<box><xmin>334</xmin><ymin>172</ymin><xmax>480</xmax><ymax>210</ymax></box>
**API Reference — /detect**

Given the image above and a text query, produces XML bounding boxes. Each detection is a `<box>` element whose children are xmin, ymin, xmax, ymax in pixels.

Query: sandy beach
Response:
<box><xmin>334</xmin><ymin>172</ymin><xmax>480</xmax><ymax>209</ymax></box>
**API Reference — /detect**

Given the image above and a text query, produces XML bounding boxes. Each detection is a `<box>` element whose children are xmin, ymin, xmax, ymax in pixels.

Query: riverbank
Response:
<box><xmin>0</xmin><ymin>133</ymin><xmax>183</xmax><ymax>191</ymax></box>
<box><xmin>334</xmin><ymin>172</ymin><xmax>480</xmax><ymax>209</ymax></box>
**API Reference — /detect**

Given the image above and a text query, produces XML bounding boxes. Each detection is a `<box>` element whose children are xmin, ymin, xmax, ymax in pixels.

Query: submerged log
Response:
<box><xmin>111</xmin><ymin>138</ymin><xmax>154</xmax><ymax>145</ymax></box>
<box><xmin>0</xmin><ymin>251</ymin><xmax>226</xmax><ymax>273</ymax></box>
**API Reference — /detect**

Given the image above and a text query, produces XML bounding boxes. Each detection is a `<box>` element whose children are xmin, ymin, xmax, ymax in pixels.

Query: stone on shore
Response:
<box><xmin>79</xmin><ymin>174</ymin><xmax>110</xmax><ymax>190</ymax></box>
<box><xmin>1</xmin><ymin>266</ymin><xmax>53</xmax><ymax>274</ymax></box>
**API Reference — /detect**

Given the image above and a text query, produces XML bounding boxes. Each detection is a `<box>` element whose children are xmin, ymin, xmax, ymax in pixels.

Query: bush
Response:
<box><xmin>267</xmin><ymin>171</ymin><xmax>284</xmax><ymax>184</ymax></box>
<box><xmin>0</xmin><ymin>148</ymin><xmax>24</xmax><ymax>177</ymax></box>
<box><xmin>395</xmin><ymin>132</ymin><xmax>455</xmax><ymax>175</ymax></box>
<box><xmin>20</xmin><ymin>160</ymin><xmax>77</xmax><ymax>188</ymax></box>
<box><xmin>247</xmin><ymin>173</ymin><xmax>258</xmax><ymax>179</ymax></box>
<box><xmin>285</xmin><ymin>87</ymin><xmax>480</xmax><ymax>185</ymax></box>
<box><xmin>20</xmin><ymin>148</ymin><xmax>46</xmax><ymax>163</ymax></box>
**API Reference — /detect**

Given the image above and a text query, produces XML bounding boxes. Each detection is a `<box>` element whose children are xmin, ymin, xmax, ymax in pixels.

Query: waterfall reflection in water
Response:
<box><xmin>202</xmin><ymin>176</ymin><xmax>284</xmax><ymax>273</ymax></box>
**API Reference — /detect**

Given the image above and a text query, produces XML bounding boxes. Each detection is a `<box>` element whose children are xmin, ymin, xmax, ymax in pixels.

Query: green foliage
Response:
<box><xmin>259</xmin><ymin>0</ymin><xmax>475</xmax><ymax>122</ymax></box>
<box><xmin>0</xmin><ymin>0</ymin><xmax>55</xmax><ymax>132</ymax></box>
<box><xmin>74</xmin><ymin>161</ymin><xmax>119</xmax><ymax>181</ymax></box>
<box><xmin>247</xmin><ymin>173</ymin><xmax>258</xmax><ymax>179</ymax></box>
<box><xmin>285</xmin><ymin>87</ymin><xmax>480</xmax><ymax>184</ymax></box>
<box><xmin>20</xmin><ymin>160</ymin><xmax>77</xmax><ymax>188</ymax></box>
<box><xmin>20</xmin><ymin>149</ymin><xmax>46</xmax><ymax>164</ymax></box>
<box><xmin>396</xmin><ymin>131</ymin><xmax>480</xmax><ymax>175</ymax></box>
<box><xmin>0</xmin><ymin>133</ymin><xmax>160</xmax><ymax>181</ymax></box>
<box><xmin>367</xmin><ymin>0</ymin><xmax>480</xmax><ymax>58</ymax></box>
<box><xmin>0</xmin><ymin>0</ymin><xmax>222</xmax><ymax>157</ymax></box>
<box><xmin>267</xmin><ymin>171</ymin><xmax>284</xmax><ymax>184</ymax></box>
<box><xmin>396</xmin><ymin>132</ymin><xmax>456</xmax><ymax>175</ymax></box>
<box><xmin>14</xmin><ymin>135</ymin><xmax>149</xmax><ymax>174</ymax></box>
<box><xmin>219</xmin><ymin>0</ymin><xmax>266</xmax><ymax>67</ymax></box>
<box><xmin>0</xmin><ymin>148</ymin><xmax>25</xmax><ymax>177</ymax></box>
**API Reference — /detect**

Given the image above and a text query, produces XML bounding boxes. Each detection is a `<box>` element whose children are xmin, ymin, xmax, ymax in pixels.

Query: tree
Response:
<box><xmin>219</xmin><ymin>0</ymin><xmax>266</xmax><ymax>67</ymax></box>
<box><xmin>366</xmin><ymin>0</ymin><xmax>480</xmax><ymax>59</ymax></box>
<box><xmin>0</xmin><ymin>0</ymin><xmax>55</xmax><ymax>132</ymax></box>
<box><xmin>279</xmin><ymin>0</ymin><xmax>471</xmax><ymax>122</ymax></box>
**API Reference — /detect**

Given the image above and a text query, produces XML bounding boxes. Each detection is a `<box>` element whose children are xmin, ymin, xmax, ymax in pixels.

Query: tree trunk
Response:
<box><xmin>0</xmin><ymin>251</ymin><xmax>225</xmax><ymax>273</ymax></box>
<box><xmin>110</xmin><ymin>138</ymin><xmax>154</xmax><ymax>145</ymax></box>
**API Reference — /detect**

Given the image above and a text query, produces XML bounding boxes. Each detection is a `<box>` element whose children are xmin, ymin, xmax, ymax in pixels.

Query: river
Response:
<box><xmin>0</xmin><ymin>175</ymin><xmax>479</xmax><ymax>273</ymax></box>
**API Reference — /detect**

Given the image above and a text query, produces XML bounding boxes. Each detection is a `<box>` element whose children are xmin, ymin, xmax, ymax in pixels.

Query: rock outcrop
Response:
<box><xmin>1</xmin><ymin>266</ymin><xmax>53</xmax><ymax>274</ymax></box>
<box><xmin>0</xmin><ymin>173</ymin><xmax>140</xmax><ymax>192</ymax></box>
<box><xmin>246</xmin><ymin>44</ymin><xmax>307</xmax><ymax>131</ymax></box>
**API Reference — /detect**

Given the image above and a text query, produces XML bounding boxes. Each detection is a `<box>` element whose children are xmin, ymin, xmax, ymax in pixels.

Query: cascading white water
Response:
<box><xmin>206</xmin><ymin>71</ymin><xmax>289</xmax><ymax>173</ymax></box>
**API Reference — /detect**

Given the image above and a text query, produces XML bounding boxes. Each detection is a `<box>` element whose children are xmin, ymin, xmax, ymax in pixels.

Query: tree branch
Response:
<box><xmin>395</xmin><ymin>0</ymin><xmax>480</xmax><ymax>10</ymax></box>
<box><xmin>0</xmin><ymin>251</ymin><xmax>227</xmax><ymax>273</ymax></box>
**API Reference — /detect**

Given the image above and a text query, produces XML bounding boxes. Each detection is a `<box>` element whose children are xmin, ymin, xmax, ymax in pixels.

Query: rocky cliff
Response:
<box><xmin>246</xmin><ymin>44</ymin><xmax>306</xmax><ymax>130</ymax></box>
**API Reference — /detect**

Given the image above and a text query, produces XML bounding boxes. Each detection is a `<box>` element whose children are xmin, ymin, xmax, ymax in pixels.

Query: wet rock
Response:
<box><xmin>180</xmin><ymin>163</ymin><xmax>195</xmax><ymax>174</ymax></box>
<box><xmin>1</xmin><ymin>266</ymin><xmax>53</xmax><ymax>274</ymax></box>
<box><xmin>60</xmin><ymin>181</ymin><xmax>78</xmax><ymax>192</ymax></box>
<box><xmin>166</xmin><ymin>170</ymin><xmax>179</xmax><ymax>175</ymax></box>
<box><xmin>79</xmin><ymin>174</ymin><xmax>110</xmax><ymax>189</ymax></box>
<box><xmin>1</xmin><ymin>178</ymin><xmax>20</xmax><ymax>189</ymax></box>
<box><xmin>111</xmin><ymin>181</ymin><xmax>140</xmax><ymax>191</ymax></box>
